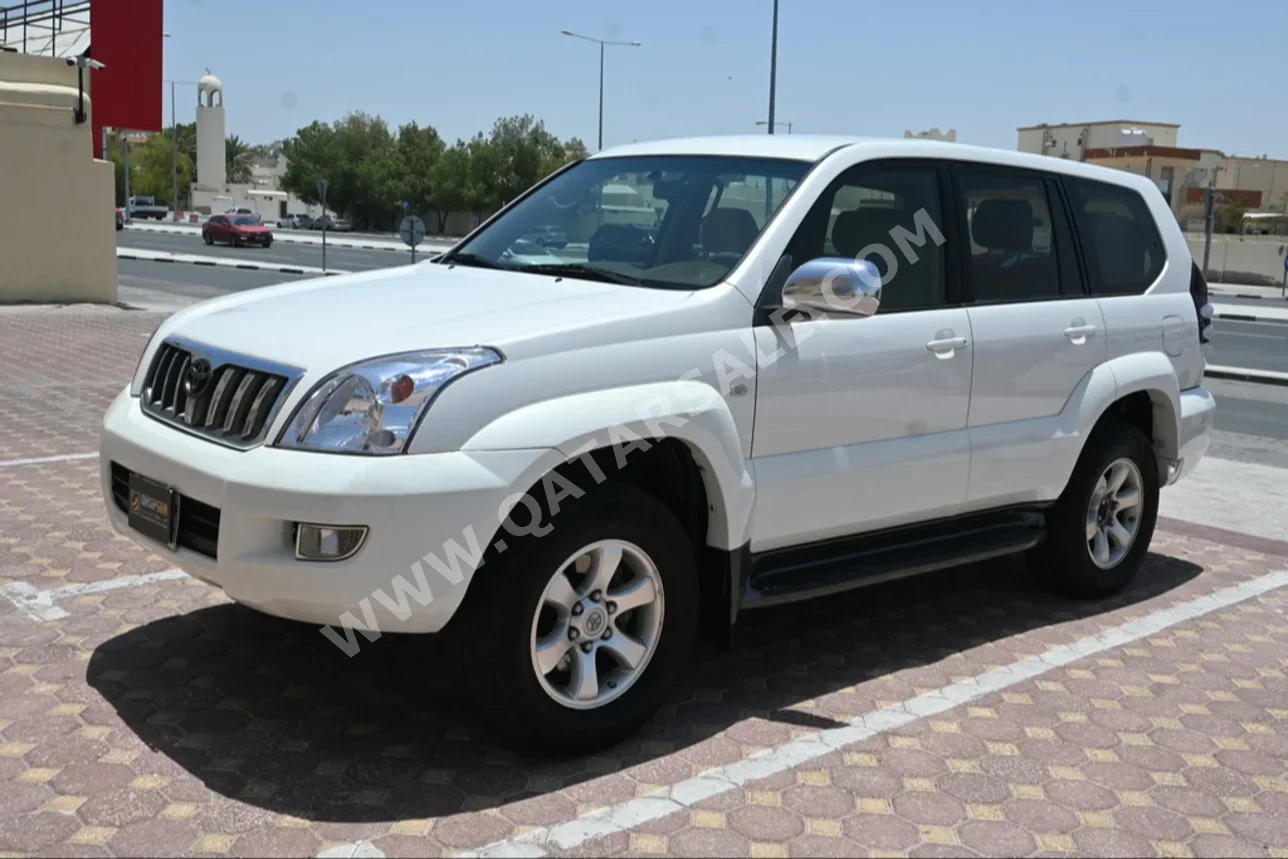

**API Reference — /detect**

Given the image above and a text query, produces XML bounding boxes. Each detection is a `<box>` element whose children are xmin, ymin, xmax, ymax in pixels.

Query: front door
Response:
<box><xmin>749</xmin><ymin>162</ymin><xmax>973</xmax><ymax>552</ymax></box>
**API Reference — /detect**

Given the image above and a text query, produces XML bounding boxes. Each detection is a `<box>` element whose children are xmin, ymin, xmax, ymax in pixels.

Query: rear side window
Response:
<box><xmin>956</xmin><ymin>167</ymin><xmax>1064</xmax><ymax>303</ymax></box>
<box><xmin>1065</xmin><ymin>177</ymin><xmax>1165</xmax><ymax>296</ymax></box>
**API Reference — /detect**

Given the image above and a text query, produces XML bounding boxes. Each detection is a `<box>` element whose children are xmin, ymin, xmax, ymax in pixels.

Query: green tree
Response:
<box><xmin>130</xmin><ymin>134</ymin><xmax>193</xmax><ymax>207</ymax></box>
<box><xmin>280</xmin><ymin>112</ymin><xmax>401</xmax><ymax>229</ymax></box>
<box><xmin>394</xmin><ymin>121</ymin><xmax>445</xmax><ymax>219</ymax></box>
<box><xmin>225</xmin><ymin>134</ymin><xmax>254</xmax><ymax>184</ymax></box>
<box><xmin>160</xmin><ymin>122</ymin><xmax>197</xmax><ymax>167</ymax></box>
<box><xmin>1215</xmin><ymin>197</ymin><xmax>1248</xmax><ymax>234</ymax></box>
<box><xmin>426</xmin><ymin>141</ymin><xmax>474</xmax><ymax>233</ymax></box>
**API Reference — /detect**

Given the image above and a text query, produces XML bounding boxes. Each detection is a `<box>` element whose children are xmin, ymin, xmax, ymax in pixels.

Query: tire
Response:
<box><xmin>202</xmin><ymin>232</ymin><xmax>213</xmax><ymax>245</ymax></box>
<box><xmin>451</xmin><ymin>482</ymin><xmax>699</xmax><ymax>755</ymax></box>
<box><xmin>264</xmin><ymin>239</ymin><xmax>273</xmax><ymax>248</ymax></box>
<box><xmin>1029</xmin><ymin>421</ymin><xmax>1159</xmax><ymax>598</ymax></box>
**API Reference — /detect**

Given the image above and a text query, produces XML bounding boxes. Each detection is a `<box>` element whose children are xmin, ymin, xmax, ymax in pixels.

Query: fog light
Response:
<box><xmin>295</xmin><ymin>523</ymin><xmax>368</xmax><ymax>561</ymax></box>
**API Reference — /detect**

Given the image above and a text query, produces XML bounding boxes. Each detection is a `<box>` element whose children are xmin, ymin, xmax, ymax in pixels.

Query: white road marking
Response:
<box><xmin>456</xmin><ymin>569</ymin><xmax>1288</xmax><ymax>857</ymax></box>
<box><xmin>317</xmin><ymin>841</ymin><xmax>386</xmax><ymax>858</ymax></box>
<box><xmin>0</xmin><ymin>569</ymin><xmax>187</xmax><ymax>621</ymax></box>
<box><xmin>0</xmin><ymin>452</ymin><xmax>98</xmax><ymax>469</ymax></box>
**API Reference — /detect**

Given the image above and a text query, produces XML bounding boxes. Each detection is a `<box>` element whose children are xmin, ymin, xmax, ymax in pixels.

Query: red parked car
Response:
<box><xmin>115</xmin><ymin>208</ymin><xmax>125</xmax><ymax>230</ymax></box>
<box><xmin>202</xmin><ymin>214</ymin><xmax>273</xmax><ymax>248</ymax></box>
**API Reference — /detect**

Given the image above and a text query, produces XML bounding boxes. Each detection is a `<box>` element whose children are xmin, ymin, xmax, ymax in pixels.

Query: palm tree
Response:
<box><xmin>225</xmin><ymin>134</ymin><xmax>254</xmax><ymax>184</ymax></box>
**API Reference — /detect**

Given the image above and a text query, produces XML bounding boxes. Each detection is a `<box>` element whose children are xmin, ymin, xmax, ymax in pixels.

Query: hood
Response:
<box><xmin>161</xmin><ymin>262</ymin><xmax>698</xmax><ymax>372</ymax></box>
<box><xmin>233</xmin><ymin>223</ymin><xmax>270</xmax><ymax>232</ymax></box>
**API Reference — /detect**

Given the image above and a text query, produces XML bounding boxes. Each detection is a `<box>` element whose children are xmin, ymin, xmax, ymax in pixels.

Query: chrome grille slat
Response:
<box><xmin>138</xmin><ymin>339</ymin><xmax>301</xmax><ymax>451</ymax></box>
<box><xmin>147</xmin><ymin>345</ymin><xmax>176</xmax><ymax>403</ymax></box>
<box><xmin>222</xmin><ymin>373</ymin><xmax>260</xmax><ymax>435</ymax></box>
<box><xmin>242</xmin><ymin>377</ymin><xmax>282</xmax><ymax>439</ymax></box>
<box><xmin>170</xmin><ymin>355</ymin><xmax>191</xmax><ymax>415</ymax></box>
<box><xmin>161</xmin><ymin>349</ymin><xmax>184</xmax><ymax>410</ymax></box>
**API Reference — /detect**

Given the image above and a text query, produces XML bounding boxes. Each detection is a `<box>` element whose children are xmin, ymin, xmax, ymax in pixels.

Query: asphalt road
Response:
<box><xmin>117</xmin><ymin>228</ymin><xmax>422</xmax><ymax>272</ymax></box>
<box><xmin>1208</xmin><ymin>318</ymin><xmax>1288</xmax><ymax>373</ymax></box>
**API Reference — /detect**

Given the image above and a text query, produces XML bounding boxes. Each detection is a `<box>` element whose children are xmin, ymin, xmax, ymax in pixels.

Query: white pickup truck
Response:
<box><xmin>101</xmin><ymin>135</ymin><xmax>1215</xmax><ymax>753</ymax></box>
<box><xmin>126</xmin><ymin>195</ymin><xmax>169</xmax><ymax>220</ymax></box>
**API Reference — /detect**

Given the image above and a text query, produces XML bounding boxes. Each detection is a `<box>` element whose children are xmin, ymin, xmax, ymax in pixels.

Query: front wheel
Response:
<box><xmin>202</xmin><ymin>232</ymin><xmax>213</xmax><ymax>245</ymax></box>
<box><xmin>453</xmin><ymin>482</ymin><xmax>699</xmax><ymax>755</ymax></box>
<box><xmin>1029</xmin><ymin>421</ymin><xmax>1159</xmax><ymax>598</ymax></box>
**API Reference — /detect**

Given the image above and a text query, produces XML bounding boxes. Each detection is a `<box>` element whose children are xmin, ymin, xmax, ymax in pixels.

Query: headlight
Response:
<box><xmin>277</xmin><ymin>347</ymin><xmax>503</xmax><ymax>454</ymax></box>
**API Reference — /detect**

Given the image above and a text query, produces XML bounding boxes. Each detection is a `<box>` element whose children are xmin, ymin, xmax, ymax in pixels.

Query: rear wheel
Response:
<box><xmin>453</xmin><ymin>482</ymin><xmax>699</xmax><ymax>755</ymax></box>
<box><xmin>202</xmin><ymin>231</ymin><xmax>213</xmax><ymax>245</ymax></box>
<box><xmin>1030</xmin><ymin>421</ymin><xmax>1159</xmax><ymax>598</ymax></box>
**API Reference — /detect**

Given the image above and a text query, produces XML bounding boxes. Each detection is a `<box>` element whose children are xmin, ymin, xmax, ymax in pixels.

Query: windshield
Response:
<box><xmin>233</xmin><ymin>216</ymin><xmax>260</xmax><ymax>226</ymax></box>
<box><xmin>442</xmin><ymin>155</ymin><xmax>809</xmax><ymax>289</ymax></box>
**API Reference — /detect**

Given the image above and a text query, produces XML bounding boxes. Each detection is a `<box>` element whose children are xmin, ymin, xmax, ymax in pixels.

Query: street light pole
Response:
<box><xmin>171</xmin><ymin>80</ymin><xmax>178</xmax><ymax>220</ymax></box>
<box><xmin>561</xmin><ymin>29</ymin><xmax>641</xmax><ymax>151</ymax></box>
<box><xmin>767</xmin><ymin>0</ymin><xmax>779</xmax><ymax>134</ymax></box>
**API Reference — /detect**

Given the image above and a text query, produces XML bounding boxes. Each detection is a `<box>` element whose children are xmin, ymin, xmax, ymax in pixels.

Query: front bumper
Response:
<box><xmin>1171</xmin><ymin>384</ymin><xmax>1216</xmax><ymax>484</ymax></box>
<box><xmin>100</xmin><ymin>388</ymin><xmax>559</xmax><ymax>633</ymax></box>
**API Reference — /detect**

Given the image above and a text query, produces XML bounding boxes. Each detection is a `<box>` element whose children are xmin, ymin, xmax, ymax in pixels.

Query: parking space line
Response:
<box><xmin>0</xmin><ymin>569</ymin><xmax>186</xmax><ymax>621</ymax></box>
<box><xmin>0</xmin><ymin>452</ymin><xmax>98</xmax><ymax>469</ymax></box>
<box><xmin>458</xmin><ymin>569</ymin><xmax>1288</xmax><ymax>858</ymax></box>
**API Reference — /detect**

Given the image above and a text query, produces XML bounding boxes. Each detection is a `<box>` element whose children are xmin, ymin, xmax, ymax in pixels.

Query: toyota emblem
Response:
<box><xmin>185</xmin><ymin>358</ymin><xmax>213</xmax><ymax>396</ymax></box>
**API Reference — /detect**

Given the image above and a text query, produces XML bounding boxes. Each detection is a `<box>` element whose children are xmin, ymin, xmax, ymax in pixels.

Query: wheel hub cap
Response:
<box><xmin>529</xmin><ymin>540</ymin><xmax>665</xmax><ymax>711</ymax></box>
<box><xmin>1085</xmin><ymin>457</ymin><xmax>1144</xmax><ymax>570</ymax></box>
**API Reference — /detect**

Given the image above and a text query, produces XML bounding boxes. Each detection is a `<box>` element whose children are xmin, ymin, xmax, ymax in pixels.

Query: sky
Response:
<box><xmin>163</xmin><ymin>0</ymin><xmax>1286</xmax><ymax>158</ymax></box>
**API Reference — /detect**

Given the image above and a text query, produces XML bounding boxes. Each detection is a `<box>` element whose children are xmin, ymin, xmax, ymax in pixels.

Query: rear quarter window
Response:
<box><xmin>1065</xmin><ymin>176</ymin><xmax>1166</xmax><ymax>296</ymax></box>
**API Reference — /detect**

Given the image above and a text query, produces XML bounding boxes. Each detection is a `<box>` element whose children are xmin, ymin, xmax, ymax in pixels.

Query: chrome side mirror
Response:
<box><xmin>780</xmin><ymin>258</ymin><xmax>881</xmax><ymax>318</ymax></box>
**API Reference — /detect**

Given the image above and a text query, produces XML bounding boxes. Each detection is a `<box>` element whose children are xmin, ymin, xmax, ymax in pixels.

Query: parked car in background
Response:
<box><xmin>314</xmin><ymin>215</ymin><xmax>352</xmax><ymax>232</ymax></box>
<box><xmin>202</xmin><ymin>214</ymin><xmax>273</xmax><ymax>247</ymax></box>
<box><xmin>126</xmin><ymin>196</ymin><xmax>169</xmax><ymax>220</ymax></box>
<box><xmin>277</xmin><ymin>213</ymin><xmax>314</xmax><ymax>230</ymax></box>
<box><xmin>115</xmin><ymin>208</ymin><xmax>125</xmax><ymax>230</ymax></box>
<box><xmin>521</xmin><ymin>224</ymin><xmax>569</xmax><ymax>248</ymax></box>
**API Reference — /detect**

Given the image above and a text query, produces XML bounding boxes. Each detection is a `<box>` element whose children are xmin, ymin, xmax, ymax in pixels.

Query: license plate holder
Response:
<box><xmin>128</xmin><ymin>472</ymin><xmax>179</xmax><ymax>549</ymax></box>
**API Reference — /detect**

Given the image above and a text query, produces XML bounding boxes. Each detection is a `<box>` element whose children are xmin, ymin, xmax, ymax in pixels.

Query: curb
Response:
<box><xmin>117</xmin><ymin>250</ymin><xmax>346</xmax><ymax>277</ymax></box>
<box><xmin>1205</xmin><ymin>364</ymin><xmax>1288</xmax><ymax>387</ymax></box>
<box><xmin>123</xmin><ymin>224</ymin><xmax>453</xmax><ymax>254</ymax></box>
<box><xmin>1209</xmin><ymin>290</ymin><xmax>1286</xmax><ymax>302</ymax></box>
<box><xmin>1212</xmin><ymin>310</ymin><xmax>1288</xmax><ymax>325</ymax></box>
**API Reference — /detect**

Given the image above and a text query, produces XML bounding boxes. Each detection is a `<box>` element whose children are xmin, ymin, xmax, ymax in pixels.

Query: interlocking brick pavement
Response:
<box><xmin>1</xmin><ymin>305</ymin><xmax>1287</xmax><ymax>857</ymax></box>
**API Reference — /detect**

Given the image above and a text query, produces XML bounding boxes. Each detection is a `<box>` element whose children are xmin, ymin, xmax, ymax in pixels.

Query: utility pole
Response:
<box><xmin>767</xmin><ymin>0</ymin><xmax>779</xmax><ymax>134</ymax></box>
<box><xmin>171</xmin><ymin>81</ymin><xmax>179</xmax><ymax>220</ymax></box>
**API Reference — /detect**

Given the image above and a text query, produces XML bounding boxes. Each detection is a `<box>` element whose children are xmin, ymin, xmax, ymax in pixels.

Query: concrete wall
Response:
<box><xmin>0</xmin><ymin>51</ymin><xmax>115</xmax><ymax>303</ymax></box>
<box><xmin>1187</xmin><ymin>234</ymin><xmax>1288</xmax><ymax>285</ymax></box>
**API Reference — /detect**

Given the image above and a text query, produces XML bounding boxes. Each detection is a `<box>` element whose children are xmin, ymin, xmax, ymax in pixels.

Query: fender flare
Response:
<box><xmin>1068</xmin><ymin>352</ymin><xmax>1182</xmax><ymax>467</ymax></box>
<box><xmin>460</xmin><ymin>380</ymin><xmax>754</xmax><ymax>550</ymax></box>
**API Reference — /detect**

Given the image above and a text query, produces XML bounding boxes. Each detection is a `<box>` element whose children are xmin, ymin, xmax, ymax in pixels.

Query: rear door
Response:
<box><xmin>950</xmin><ymin>163</ymin><xmax>1107</xmax><ymax>506</ymax></box>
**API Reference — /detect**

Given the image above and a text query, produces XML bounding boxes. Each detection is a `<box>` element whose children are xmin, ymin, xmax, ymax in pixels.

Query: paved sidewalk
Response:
<box><xmin>2</xmin><ymin>305</ymin><xmax>1288</xmax><ymax>858</ymax></box>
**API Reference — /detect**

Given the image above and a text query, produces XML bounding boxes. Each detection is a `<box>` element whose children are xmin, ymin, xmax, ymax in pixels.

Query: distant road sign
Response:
<box><xmin>399</xmin><ymin>215</ymin><xmax>426</xmax><ymax>248</ymax></box>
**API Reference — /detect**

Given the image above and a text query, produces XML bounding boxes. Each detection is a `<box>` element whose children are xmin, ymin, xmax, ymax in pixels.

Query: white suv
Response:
<box><xmin>100</xmin><ymin>136</ymin><xmax>1216</xmax><ymax>753</ymax></box>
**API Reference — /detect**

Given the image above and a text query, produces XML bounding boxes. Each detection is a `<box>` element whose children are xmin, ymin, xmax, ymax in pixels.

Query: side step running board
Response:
<box><xmin>742</xmin><ymin>510</ymin><xmax>1047</xmax><ymax>610</ymax></box>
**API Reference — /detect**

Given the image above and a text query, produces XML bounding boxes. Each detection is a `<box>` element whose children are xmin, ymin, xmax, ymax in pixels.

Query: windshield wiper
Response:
<box><xmin>442</xmin><ymin>252</ymin><xmax>505</xmax><ymax>270</ymax></box>
<box><xmin>516</xmin><ymin>262</ymin><xmax>644</xmax><ymax>286</ymax></box>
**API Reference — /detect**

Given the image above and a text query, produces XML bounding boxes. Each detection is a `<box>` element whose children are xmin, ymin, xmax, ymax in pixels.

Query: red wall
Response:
<box><xmin>90</xmin><ymin>0</ymin><xmax>163</xmax><ymax>155</ymax></box>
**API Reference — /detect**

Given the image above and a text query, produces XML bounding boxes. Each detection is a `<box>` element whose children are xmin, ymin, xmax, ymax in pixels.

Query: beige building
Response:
<box><xmin>1018</xmin><ymin>119</ymin><xmax>1287</xmax><ymax>230</ymax></box>
<box><xmin>0</xmin><ymin>50</ymin><xmax>115</xmax><ymax>303</ymax></box>
<box><xmin>1017</xmin><ymin>120</ymin><xmax>1180</xmax><ymax>162</ymax></box>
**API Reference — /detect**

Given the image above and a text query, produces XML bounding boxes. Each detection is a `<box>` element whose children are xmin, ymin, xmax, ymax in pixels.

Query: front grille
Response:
<box><xmin>140</xmin><ymin>340</ymin><xmax>302</xmax><ymax>449</ymax></box>
<box><xmin>110</xmin><ymin>462</ymin><xmax>221</xmax><ymax>560</ymax></box>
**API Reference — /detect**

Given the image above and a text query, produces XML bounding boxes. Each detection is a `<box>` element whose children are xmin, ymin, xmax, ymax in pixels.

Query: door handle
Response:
<box><xmin>1064</xmin><ymin>324</ymin><xmax>1097</xmax><ymax>344</ymax></box>
<box><xmin>926</xmin><ymin>336</ymin><xmax>968</xmax><ymax>354</ymax></box>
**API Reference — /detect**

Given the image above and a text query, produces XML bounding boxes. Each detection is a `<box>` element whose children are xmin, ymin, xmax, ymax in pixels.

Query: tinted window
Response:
<box><xmin>957</xmin><ymin>168</ymin><xmax>1062</xmax><ymax>303</ymax></box>
<box><xmin>1065</xmin><ymin>177</ymin><xmax>1165</xmax><ymax>296</ymax></box>
<box><xmin>448</xmin><ymin>155</ymin><xmax>809</xmax><ymax>289</ymax></box>
<box><xmin>233</xmin><ymin>217</ymin><xmax>258</xmax><ymax>225</ymax></box>
<box><xmin>786</xmin><ymin>165</ymin><xmax>947</xmax><ymax>312</ymax></box>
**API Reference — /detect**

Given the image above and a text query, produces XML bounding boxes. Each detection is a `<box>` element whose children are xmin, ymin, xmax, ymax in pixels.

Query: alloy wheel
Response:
<box><xmin>1086</xmin><ymin>457</ymin><xmax>1144</xmax><ymax>569</ymax></box>
<box><xmin>528</xmin><ymin>540</ymin><xmax>665</xmax><ymax>710</ymax></box>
